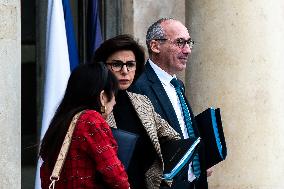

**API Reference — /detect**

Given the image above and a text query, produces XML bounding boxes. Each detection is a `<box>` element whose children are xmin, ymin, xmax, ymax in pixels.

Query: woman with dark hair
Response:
<box><xmin>93</xmin><ymin>34</ymin><xmax>145</xmax><ymax>83</ymax></box>
<box><xmin>93</xmin><ymin>35</ymin><xmax>179</xmax><ymax>189</ymax></box>
<box><xmin>40</xmin><ymin>63</ymin><xmax>130</xmax><ymax>189</ymax></box>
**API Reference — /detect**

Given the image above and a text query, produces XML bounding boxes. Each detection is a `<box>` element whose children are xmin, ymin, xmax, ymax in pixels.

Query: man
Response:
<box><xmin>131</xmin><ymin>18</ymin><xmax>211</xmax><ymax>189</ymax></box>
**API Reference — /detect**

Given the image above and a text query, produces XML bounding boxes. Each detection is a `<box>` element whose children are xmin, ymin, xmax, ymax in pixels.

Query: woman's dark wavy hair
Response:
<box><xmin>93</xmin><ymin>34</ymin><xmax>145</xmax><ymax>82</ymax></box>
<box><xmin>39</xmin><ymin>62</ymin><xmax>118</xmax><ymax>170</ymax></box>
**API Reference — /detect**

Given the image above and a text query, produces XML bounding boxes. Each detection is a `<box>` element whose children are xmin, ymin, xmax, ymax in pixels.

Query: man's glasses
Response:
<box><xmin>106</xmin><ymin>60</ymin><xmax>136</xmax><ymax>72</ymax></box>
<box><xmin>155</xmin><ymin>38</ymin><xmax>194</xmax><ymax>49</ymax></box>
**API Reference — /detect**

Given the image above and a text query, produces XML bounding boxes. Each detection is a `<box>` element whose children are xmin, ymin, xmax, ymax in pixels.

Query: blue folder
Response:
<box><xmin>111</xmin><ymin>128</ymin><xmax>139</xmax><ymax>170</ymax></box>
<box><xmin>195</xmin><ymin>107</ymin><xmax>227</xmax><ymax>169</ymax></box>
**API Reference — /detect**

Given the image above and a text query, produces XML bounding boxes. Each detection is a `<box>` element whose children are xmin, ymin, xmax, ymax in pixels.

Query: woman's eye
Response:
<box><xmin>127</xmin><ymin>63</ymin><xmax>136</xmax><ymax>67</ymax></box>
<box><xmin>112</xmin><ymin>63</ymin><xmax>122</xmax><ymax>67</ymax></box>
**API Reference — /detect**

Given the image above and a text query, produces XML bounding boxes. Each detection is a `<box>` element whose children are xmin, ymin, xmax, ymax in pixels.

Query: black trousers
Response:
<box><xmin>160</xmin><ymin>178</ymin><xmax>207</xmax><ymax>189</ymax></box>
<box><xmin>169</xmin><ymin>166</ymin><xmax>208</xmax><ymax>189</ymax></box>
<box><xmin>171</xmin><ymin>181</ymin><xmax>193</xmax><ymax>189</ymax></box>
<box><xmin>171</xmin><ymin>176</ymin><xmax>208</xmax><ymax>189</ymax></box>
<box><xmin>159</xmin><ymin>181</ymin><xmax>192</xmax><ymax>189</ymax></box>
<box><xmin>159</xmin><ymin>177</ymin><xmax>193</xmax><ymax>189</ymax></box>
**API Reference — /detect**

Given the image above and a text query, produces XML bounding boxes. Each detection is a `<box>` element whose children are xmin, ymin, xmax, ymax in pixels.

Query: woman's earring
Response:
<box><xmin>100</xmin><ymin>105</ymin><xmax>106</xmax><ymax>113</ymax></box>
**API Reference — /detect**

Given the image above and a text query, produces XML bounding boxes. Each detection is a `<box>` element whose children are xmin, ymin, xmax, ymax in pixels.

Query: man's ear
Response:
<box><xmin>149</xmin><ymin>40</ymin><xmax>160</xmax><ymax>54</ymax></box>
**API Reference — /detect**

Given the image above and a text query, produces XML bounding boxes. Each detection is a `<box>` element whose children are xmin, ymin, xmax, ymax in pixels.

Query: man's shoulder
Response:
<box><xmin>130</xmin><ymin>71</ymin><xmax>149</xmax><ymax>92</ymax></box>
<box><xmin>130</xmin><ymin>77</ymin><xmax>146</xmax><ymax>94</ymax></box>
<box><xmin>134</xmin><ymin>72</ymin><xmax>147</xmax><ymax>84</ymax></box>
<box><xmin>134</xmin><ymin>62</ymin><xmax>156</xmax><ymax>85</ymax></box>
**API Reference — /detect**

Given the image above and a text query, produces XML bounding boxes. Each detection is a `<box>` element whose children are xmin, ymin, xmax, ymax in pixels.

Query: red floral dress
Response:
<box><xmin>40</xmin><ymin>110</ymin><xmax>130</xmax><ymax>189</ymax></box>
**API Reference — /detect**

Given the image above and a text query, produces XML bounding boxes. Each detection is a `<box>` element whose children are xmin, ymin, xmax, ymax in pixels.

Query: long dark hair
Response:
<box><xmin>93</xmin><ymin>34</ymin><xmax>145</xmax><ymax>82</ymax></box>
<box><xmin>39</xmin><ymin>62</ymin><xmax>118</xmax><ymax>170</ymax></box>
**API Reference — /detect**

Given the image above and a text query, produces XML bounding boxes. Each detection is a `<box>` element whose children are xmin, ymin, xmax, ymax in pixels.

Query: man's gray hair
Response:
<box><xmin>146</xmin><ymin>18</ymin><xmax>174</xmax><ymax>54</ymax></box>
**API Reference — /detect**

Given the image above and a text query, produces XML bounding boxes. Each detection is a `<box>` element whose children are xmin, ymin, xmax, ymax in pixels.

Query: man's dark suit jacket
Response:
<box><xmin>130</xmin><ymin>61</ymin><xmax>208</xmax><ymax>189</ymax></box>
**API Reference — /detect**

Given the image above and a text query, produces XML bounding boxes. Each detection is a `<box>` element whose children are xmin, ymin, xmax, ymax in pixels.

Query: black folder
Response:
<box><xmin>195</xmin><ymin>107</ymin><xmax>227</xmax><ymax>169</ymax></box>
<box><xmin>161</xmin><ymin>137</ymin><xmax>201</xmax><ymax>180</ymax></box>
<box><xmin>111</xmin><ymin>128</ymin><xmax>139</xmax><ymax>170</ymax></box>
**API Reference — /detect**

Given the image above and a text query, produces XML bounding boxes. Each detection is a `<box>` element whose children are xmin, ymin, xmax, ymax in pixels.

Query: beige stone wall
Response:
<box><xmin>0</xmin><ymin>0</ymin><xmax>21</xmax><ymax>188</ymax></box>
<box><xmin>186</xmin><ymin>0</ymin><xmax>284</xmax><ymax>188</ymax></box>
<box><xmin>132</xmin><ymin>0</ymin><xmax>185</xmax><ymax>44</ymax></box>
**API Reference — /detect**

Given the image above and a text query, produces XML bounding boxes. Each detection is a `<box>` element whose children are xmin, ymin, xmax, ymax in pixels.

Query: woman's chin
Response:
<box><xmin>119</xmin><ymin>84</ymin><xmax>130</xmax><ymax>90</ymax></box>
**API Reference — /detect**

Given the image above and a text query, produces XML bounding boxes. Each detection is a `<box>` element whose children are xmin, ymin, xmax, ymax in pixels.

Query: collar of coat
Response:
<box><xmin>107</xmin><ymin>91</ymin><xmax>180</xmax><ymax>161</ymax></box>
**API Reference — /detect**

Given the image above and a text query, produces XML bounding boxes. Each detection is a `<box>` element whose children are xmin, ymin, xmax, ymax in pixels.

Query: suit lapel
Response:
<box><xmin>145</xmin><ymin>62</ymin><xmax>183</xmax><ymax>135</ymax></box>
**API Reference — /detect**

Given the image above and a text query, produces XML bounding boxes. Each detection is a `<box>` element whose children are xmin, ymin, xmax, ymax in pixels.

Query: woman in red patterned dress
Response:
<box><xmin>39</xmin><ymin>62</ymin><xmax>130</xmax><ymax>189</ymax></box>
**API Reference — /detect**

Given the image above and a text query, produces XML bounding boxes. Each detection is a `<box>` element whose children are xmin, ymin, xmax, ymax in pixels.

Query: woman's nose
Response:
<box><xmin>121</xmin><ymin>65</ymin><xmax>128</xmax><ymax>73</ymax></box>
